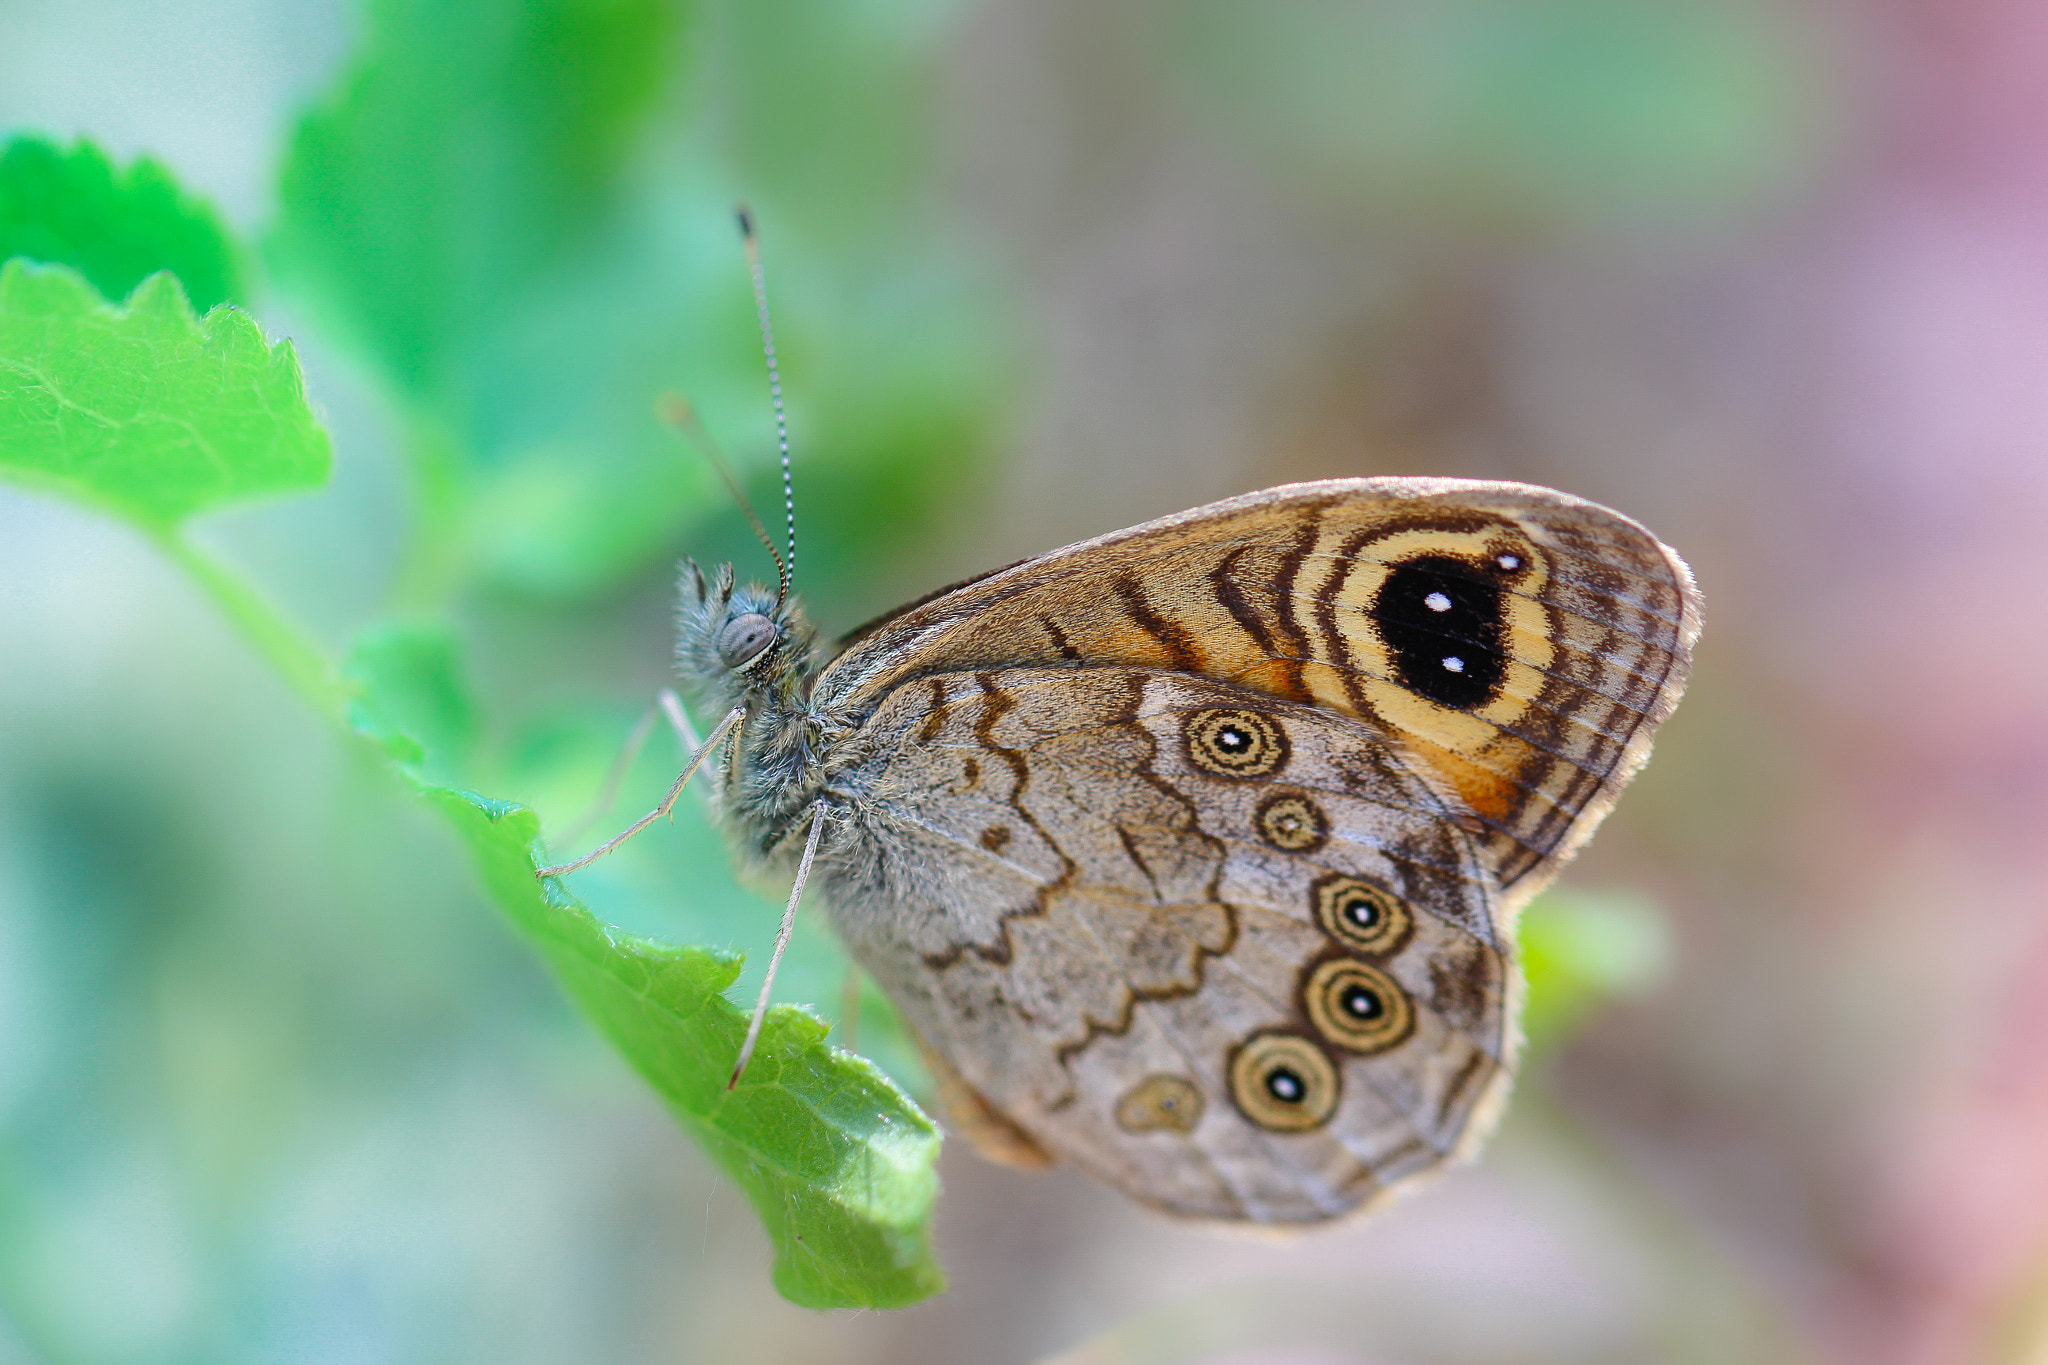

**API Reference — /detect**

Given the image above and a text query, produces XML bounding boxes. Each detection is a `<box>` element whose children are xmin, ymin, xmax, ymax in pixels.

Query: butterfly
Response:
<box><xmin>631</xmin><ymin>476</ymin><xmax>1700</xmax><ymax>1223</ymax></box>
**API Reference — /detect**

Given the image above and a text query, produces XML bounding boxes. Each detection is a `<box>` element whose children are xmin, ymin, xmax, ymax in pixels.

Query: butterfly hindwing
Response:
<box><xmin>816</xmin><ymin>666</ymin><xmax>1514</xmax><ymax>1221</ymax></box>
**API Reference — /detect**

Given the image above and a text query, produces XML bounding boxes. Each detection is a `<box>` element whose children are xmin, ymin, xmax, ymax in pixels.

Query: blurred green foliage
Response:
<box><xmin>344</xmin><ymin>625</ymin><xmax>485</xmax><ymax>785</ymax></box>
<box><xmin>1518</xmin><ymin>887</ymin><xmax>1671</xmax><ymax>1054</ymax></box>
<box><xmin>270</xmin><ymin>0</ymin><xmax>682</xmax><ymax>396</ymax></box>
<box><xmin>0</xmin><ymin>116</ymin><xmax>956</xmax><ymax>1303</ymax></box>
<box><xmin>0</xmin><ymin>136</ymin><xmax>246</xmax><ymax>311</ymax></box>
<box><xmin>268</xmin><ymin>0</ymin><xmax>1003</xmax><ymax>607</ymax></box>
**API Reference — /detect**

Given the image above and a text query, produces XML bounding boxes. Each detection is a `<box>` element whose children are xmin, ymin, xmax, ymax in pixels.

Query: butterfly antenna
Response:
<box><xmin>737</xmin><ymin>204</ymin><xmax>796</xmax><ymax>608</ymax></box>
<box><xmin>658</xmin><ymin>392</ymin><xmax>787</xmax><ymax>592</ymax></box>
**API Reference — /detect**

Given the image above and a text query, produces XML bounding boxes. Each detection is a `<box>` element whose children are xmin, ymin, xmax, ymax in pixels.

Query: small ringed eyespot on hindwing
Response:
<box><xmin>1303</xmin><ymin>958</ymin><xmax>1414</xmax><ymax>1055</ymax></box>
<box><xmin>1255</xmin><ymin>792</ymin><xmax>1329</xmax><ymax>852</ymax></box>
<box><xmin>1114</xmin><ymin>1074</ymin><xmax>1205</xmax><ymax>1134</ymax></box>
<box><xmin>1311</xmin><ymin>875</ymin><xmax>1412</xmax><ymax>956</ymax></box>
<box><xmin>717</xmin><ymin>612</ymin><xmax>779</xmax><ymax>669</ymax></box>
<box><xmin>1229</xmin><ymin>1033</ymin><xmax>1339</xmax><ymax>1132</ymax></box>
<box><xmin>1182</xmin><ymin>708</ymin><xmax>1289</xmax><ymax>779</ymax></box>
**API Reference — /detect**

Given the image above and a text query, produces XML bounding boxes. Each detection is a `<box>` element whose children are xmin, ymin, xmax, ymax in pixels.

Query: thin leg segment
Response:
<box><xmin>728</xmin><ymin>799</ymin><xmax>829</xmax><ymax>1089</ymax></box>
<box><xmin>535</xmin><ymin>704</ymin><xmax>745</xmax><ymax>879</ymax></box>
<box><xmin>657</xmin><ymin>688</ymin><xmax>702</xmax><ymax>752</ymax></box>
<box><xmin>555</xmin><ymin>702</ymin><xmax>661</xmax><ymax>848</ymax></box>
<box><xmin>555</xmin><ymin>689</ymin><xmax>714</xmax><ymax>848</ymax></box>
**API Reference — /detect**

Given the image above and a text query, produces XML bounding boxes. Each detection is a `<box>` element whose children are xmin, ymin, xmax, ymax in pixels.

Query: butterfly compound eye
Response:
<box><xmin>718</xmin><ymin>613</ymin><xmax>779</xmax><ymax>669</ymax></box>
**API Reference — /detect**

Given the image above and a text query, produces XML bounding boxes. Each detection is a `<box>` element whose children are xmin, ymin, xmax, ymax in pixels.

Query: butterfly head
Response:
<box><xmin>676</xmin><ymin>559</ymin><xmax>815</xmax><ymax>710</ymax></box>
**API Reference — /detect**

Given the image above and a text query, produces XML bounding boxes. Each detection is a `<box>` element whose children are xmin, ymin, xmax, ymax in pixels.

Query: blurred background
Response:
<box><xmin>4</xmin><ymin>0</ymin><xmax>2048</xmax><ymax>1361</ymax></box>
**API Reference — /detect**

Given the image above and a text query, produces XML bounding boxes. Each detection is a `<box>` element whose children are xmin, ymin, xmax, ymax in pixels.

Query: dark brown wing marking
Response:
<box><xmin>1266</xmin><ymin>504</ymin><xmax>1325</xmax><ymax>704</ymax></box>
<box><xmin>1114</xmin><ymin>576</ymin><xmax>1204</xmax><ymax>672</ymax></box>
<box><xmin>1042</xmin><ymin>616</ymin><xmax>1084</xmax><ymax>661</ymax></box>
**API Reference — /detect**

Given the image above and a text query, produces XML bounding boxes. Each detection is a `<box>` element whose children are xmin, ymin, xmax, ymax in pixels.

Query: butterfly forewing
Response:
<box><xmin>817</xmin><ymin>479</ymin><xmax>1699</xmax><ymax>900</ymax></box>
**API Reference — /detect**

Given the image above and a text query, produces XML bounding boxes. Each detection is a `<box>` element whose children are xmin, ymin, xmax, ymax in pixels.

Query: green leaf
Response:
<box><xmin>1518</xmin><ymin>886</ymin><xmax>1672</xmax><ymax>1053</ymax></box>
<box><xmin>0</xmin><ymin>259</ymin><xmax>331</xmax><ymax>531</ymax></box>
<box><xmin>0</xmin><ymin>135</ymin><xmax>246</xmax><ymax>313</ymax></box>
<box><xmin>270</xmin><ymin>0</ymin><xmax>688</xmax><ymax>397</ymax></box>
<box><xmin>345</xmin><ymin>627</ymin><xmax>945</xmax><ymax>1309</ymax></box>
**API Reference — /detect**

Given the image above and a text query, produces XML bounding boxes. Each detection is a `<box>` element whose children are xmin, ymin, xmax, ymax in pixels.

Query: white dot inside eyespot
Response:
<box><xmin>1442</xmin><ymin>656</ymin><xmax>1465</xmax><ymax>673</ymax></box>
<box><xmin>1497</xmin><ymin>553</ymin><xmax>1521</xmax><ymax>570</ymax></box>
<box><xmin>1424</xmin><ymin>591</ymin><xmax>1453</xmax><ymax>613</ymax></box>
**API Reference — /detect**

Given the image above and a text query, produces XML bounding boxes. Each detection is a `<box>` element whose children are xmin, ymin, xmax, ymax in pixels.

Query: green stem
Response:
<box><xmin>161</xmin><ymin>532</ymin><xmax>349</xmax><ymax>727</ymax></box>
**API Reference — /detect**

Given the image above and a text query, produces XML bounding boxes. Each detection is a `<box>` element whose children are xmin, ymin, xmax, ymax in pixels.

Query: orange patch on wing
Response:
<box><xmin>1072</xmin><ymin>620</ymin><xmax>1187</xmax><ymax>670</ymax></box>
<box><xmin>1408</xmin><ymin>738</ymin><xmax>1525</xmax><ymax>825</ymax></box>
<box><xmin>1229</xmin><ymin>658</ymin><xmax>1311</xmax><ymax>705</ymax></box>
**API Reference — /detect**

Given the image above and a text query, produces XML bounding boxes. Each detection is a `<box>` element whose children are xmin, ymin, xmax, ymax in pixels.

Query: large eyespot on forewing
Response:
<box><xmin>1373</xmin><ymin>555</ymin><xmax>1508</xmax><ymax>710</ymax></box>
<box><xmin>718</xmin><ymin>612</ymin><xmax>779</xmax><ymax>669</ymax></box>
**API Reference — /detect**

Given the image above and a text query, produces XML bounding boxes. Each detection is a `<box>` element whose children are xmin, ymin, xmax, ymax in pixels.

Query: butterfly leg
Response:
<box><xmin>652</xmin><ymin>689</ymin><xmax>737</xmax><ymax>813</ymax></box>
<box><xmin>655</xmin><ymin>688</ymin><xmax>703</xmax><ymax>753</ymax></box>
<box><xmin>535</xmin><ymin>704</ymin><xmax>745</xmax><ymax>879</ymax></box>
<box><xmin>728</xmin><ymin>798</ymin><xmax>829</xmax><ymax>1089</ymax></box>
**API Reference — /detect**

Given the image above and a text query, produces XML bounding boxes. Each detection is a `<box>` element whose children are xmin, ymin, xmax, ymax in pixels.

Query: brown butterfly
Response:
<box><xmin>616</xmin><ymin>477</ymin><xmax>1700</xmax><ymax>1223</ymax></box>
